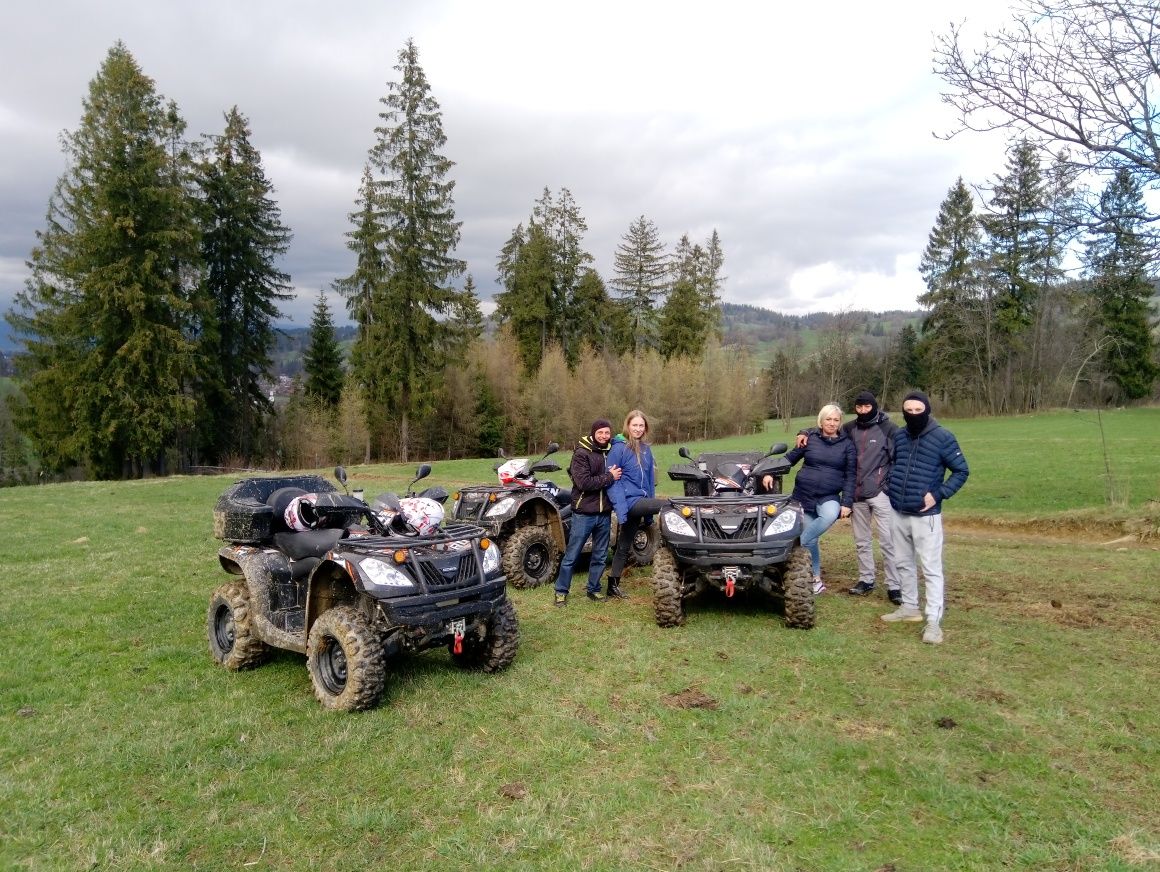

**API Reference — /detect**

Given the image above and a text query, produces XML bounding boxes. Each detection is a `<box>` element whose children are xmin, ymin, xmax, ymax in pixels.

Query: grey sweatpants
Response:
<box><xmin>851</xmin><ymin>491</ymin><xmax>899</xmax><ymax>590</ymax></box>
<box><xmin>891</xmin><ymin>510</ymin><xmax>945</xmax><ymax>624</ymax></box>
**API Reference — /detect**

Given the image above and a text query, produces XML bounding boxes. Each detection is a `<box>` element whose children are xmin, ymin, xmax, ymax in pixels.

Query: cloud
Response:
<box><xmin>0</xmin><ymin>0</ymin><xmax>1018</xmax><ymax>339</ymax></box>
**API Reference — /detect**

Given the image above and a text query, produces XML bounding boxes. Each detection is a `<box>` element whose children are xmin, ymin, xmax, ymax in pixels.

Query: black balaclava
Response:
<box><xmin>902</xmin><ymin>390</ymin><xmax>931</xmax><ymax>437</ymax></box>
<box><xmin>854</xmin><ymin>390</ymin><xmax>878</xmax><ymax>425</ymax></box>
<box><xmin>590</xmin><ymin>418</ymin><xmax>613</xmax><ymax>450</ymax></box>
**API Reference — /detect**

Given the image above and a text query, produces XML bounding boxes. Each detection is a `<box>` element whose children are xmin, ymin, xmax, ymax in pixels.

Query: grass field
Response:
<box><xmin>0</xmin><ymin>409</ymin><xmax>1157</xmax><ymax>870</ymax></box>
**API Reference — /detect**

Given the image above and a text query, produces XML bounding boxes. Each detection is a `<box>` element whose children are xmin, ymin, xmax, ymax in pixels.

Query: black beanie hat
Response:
<box><xmin>903</xmin><ymin>390</ymin><xmax>931</xmax><ymax>413</ymax></box>
<box><xmin>854</xmin><ymin>390</ymin><xmax>878</xmax><ymax>425</ymax></box>
<box><xmin>590</xmin><ymin>418</ymin><xmax>612</xmax><ymax>441</ymax></box>
<box><xmin>902</xmin><ymin>391</ymin><xmax>932</xmax><ymax>437</ymax></box>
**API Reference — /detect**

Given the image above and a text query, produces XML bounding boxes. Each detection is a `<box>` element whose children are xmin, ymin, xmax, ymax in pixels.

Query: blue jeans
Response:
<box><xmin>799</xmin><ymin>499</ymin><xmax>841</xmax><ymax>577</ymax></box>
<box><xmin>554</xmin><ymin>512</ymin><xmax>611</xmax><ymax>595</ymax></box>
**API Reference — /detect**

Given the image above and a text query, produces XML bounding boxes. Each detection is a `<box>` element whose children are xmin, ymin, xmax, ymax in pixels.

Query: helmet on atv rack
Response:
<box><xmin>283</xmin><ymin>493</ymin><xmax>321</xmax><ymax>532</ymax></box>
<box><xmin>398</xmin><ymin>496</ymin><xmax>444</xmax><ymax>536</ymax></box>
<box><xmin>497</xmin><ymin>458</ymin><xmax>528</xmax><ymax>486</ymax></box>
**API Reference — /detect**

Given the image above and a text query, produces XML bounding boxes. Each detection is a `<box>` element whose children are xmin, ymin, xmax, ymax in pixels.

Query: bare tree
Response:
<box><xmin>935</xmin><ymin>0</ymin><xmax>1160</xmax><ymax>184</ymax></box>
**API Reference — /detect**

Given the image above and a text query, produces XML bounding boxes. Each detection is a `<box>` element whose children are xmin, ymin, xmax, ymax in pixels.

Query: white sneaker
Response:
<box><xmin>922</xmin><ymin>622</ymin><xmax>944</xmax><ymax>644</ymax></box>
<box><xmin>812</xmin><ymin>577</ymin><xmax>826</xmax><ymax>595</ymax></box>
<box><xmin>880</xmin><ymin>606</ymin><xmax>923</xmax><ymax>623</ymax></box>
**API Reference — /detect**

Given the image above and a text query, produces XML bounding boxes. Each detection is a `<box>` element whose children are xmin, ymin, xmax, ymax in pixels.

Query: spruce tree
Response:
<box><xmin>1084</xmin><ymin>167</ymin><xmax>1159</xmax><ymax>401</ymax></box>
<box><xmin>5</xmin><ymin>42</ymin><xmax>201</xmax><ymax>477</ymax></box>
<box><xmin>918</xmin><ymin>177</ymin><xmax>983</xmax><ymax>400</ymax></box>
<box><xmin>196</xmin><ymin>106</ymin><xmax>292</xmax><ymax>461</ymax></box>
<box><xmin>361</xmin><ymin>38</ymin><xmax>468</xmax><ymax>460</ymax></box>
<box><xmin>610</xmin><ymin>215</ymin><xmax>668</xmax><ymax>352</ymax></box>
<box><xmin>494</xmin><ymin>220</ymin><xmax>555</xmax><ymax>372</ymax></box>
<box><xmin>532</xmin><ymin>187</ymin><xmax>594</xmax><ymax>365</ymax></box>
<box><xmin>303</xmin><ymin>291</ymin><xmax>344</xmax><ymax>407</ymax></box>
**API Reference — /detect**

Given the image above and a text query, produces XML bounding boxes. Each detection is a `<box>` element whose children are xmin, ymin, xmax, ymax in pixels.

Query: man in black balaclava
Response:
<box><xmin>881</xmin><ymin>390</ymin><xmax>969</xmax><ymax>645</ymax></box>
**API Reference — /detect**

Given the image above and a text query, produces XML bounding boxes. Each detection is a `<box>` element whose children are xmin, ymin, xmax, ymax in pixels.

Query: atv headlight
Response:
<box><xmin>485</xmin><ymin>497</ymin><xmax>516</xmax><ymax>517</ymax></box>
<box><xmin>481</xmin><ymin>540</ymin><xmax>501</xmax><ymax>574</ymax></box>
<box><xmin>360</xmin><ymin>557</ymin><xmax>416</xmax><ymax>591</ymax></box>
<box><xmin>764</xmin><ymin>509</ymin><xmax>798</xmax><ymax>537</ymax></box>
<box><xmin>662</xmin><ymin>510</ymin><xmax>696</xmax><ymax>538</ymax></box>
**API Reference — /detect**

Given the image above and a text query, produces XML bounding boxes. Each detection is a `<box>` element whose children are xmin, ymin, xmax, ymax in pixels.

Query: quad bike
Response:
<box><xmin>650</xmin><ymin>442</ymin><xmax>815</xmax><ymax>629</ymax></box>
<box><xmin>208</xmin><ymin>464</ymin><xmax>518</xmax><ymax>712</ymax></box>
<box><xmin>450</xmin><ymin>443</ymin><xmax>659</xmax><ymax>588</ymax></box>
<box><xmin>450</xmin><ymin>443</ymin><xmax>572</xmax><ymax>588</ymax></box>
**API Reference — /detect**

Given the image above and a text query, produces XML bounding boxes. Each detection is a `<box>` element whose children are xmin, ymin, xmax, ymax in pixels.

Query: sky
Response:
<box><xmin>0</xmin><ymin>0</ymin><xmax>1018</xmax><ymax>338</ymax></box>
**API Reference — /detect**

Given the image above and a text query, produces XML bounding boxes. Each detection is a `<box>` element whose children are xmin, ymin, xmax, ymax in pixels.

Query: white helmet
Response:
<box><xmin>283</xmin><ymin>493</ymin><xmax>320</xmax><ymax>532</ymax></box>
<box><xmin>399</xmin><ymin>496</ymin><xmax>444</xmax><ymax>536</ymax></box>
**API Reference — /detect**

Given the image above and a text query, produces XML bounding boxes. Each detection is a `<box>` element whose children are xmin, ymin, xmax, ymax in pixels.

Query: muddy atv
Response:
<box><xmin>208</xmin><ymin>466</ymin><xmax>518</xmax><ymax>711</ymax></box>
<box><xmin>451</xmin><ymin>443</ymin><xmax>659</xmax><ymax>588</ymax></box>
<box><xmin>450</xmin><ymin>443</ymin><xmax>572</xmax><ymax>588</ymax></box>
<box><xmin>652</xmin><ymin>443</ymin><xmax>815</xmax><ymax>629</ymax></box>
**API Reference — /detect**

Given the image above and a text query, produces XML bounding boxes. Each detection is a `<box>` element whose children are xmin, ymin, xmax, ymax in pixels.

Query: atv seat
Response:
<box><xmin>273</xmin><ymin>528</ymin><xmax>347</xmax><ymax>561</ymax></box>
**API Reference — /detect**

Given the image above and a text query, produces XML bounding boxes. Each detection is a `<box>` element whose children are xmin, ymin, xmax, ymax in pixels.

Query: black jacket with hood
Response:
<box><xmin>569</xmin><ymin>434</ymin><xmax>616</xmax><ymax>515</ymax></box>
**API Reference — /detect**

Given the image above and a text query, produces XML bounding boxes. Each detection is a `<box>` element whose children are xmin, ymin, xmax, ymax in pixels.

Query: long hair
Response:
<box><xmin>622</xmin><ymin>409</ymin><xmax>650</xmax><ymax>461</ymax></box>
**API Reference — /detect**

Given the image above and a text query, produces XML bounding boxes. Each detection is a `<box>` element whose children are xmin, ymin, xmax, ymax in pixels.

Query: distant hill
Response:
<box><xmin>719</xmin><ymin>303</ymin><xmax>921</xmax><ymax>363</ymax></box>
<box><xmin>271</xmin><ymin>324</ymin><xmax>358</xmax><ymax>378</ymax></box>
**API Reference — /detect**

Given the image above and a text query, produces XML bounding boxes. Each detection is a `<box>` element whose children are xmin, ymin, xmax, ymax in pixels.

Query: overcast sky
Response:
<box><xmin>0</xmin><ymin>0</ymin><xmax>1017</xmax><ymax>336</ymax></box>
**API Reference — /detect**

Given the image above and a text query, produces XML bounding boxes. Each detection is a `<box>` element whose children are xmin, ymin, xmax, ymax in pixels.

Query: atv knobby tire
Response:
<box><xmin>503</xmin><ymin>525</ymin><xmax>560</xmax><ymax>589</ymax></box>
<box><xmin>306</xmin><ymin>606</ymin><xmax>387</xmax><ymax>711</ymax></box>
<box><xmin>651</xmin><ymin>545</ymin><xmax>686</xmax><ymax>628</ymax></box>
<box><xmin>451</xmin><ymin>597</ymin><xmax>520</xmax><ymax>672</ymax></box>
<box><xmin>207</xmin><ymin>580</ymin><xmax>271</xmax><ymax>670</ymax></box>
<box><xmin>781</xmin><ymin>546</ymin><xmax>816</xmax><ymax>629</ymax></box>
<box><xmin>630</xmin><ymin>523</ymin><xmax>660</xmax><ymax>566</ymax></box>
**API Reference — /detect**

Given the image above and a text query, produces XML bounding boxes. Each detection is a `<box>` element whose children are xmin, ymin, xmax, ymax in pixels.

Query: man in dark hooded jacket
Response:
<box><xmin>844</xmin><ymin>391</ymin><xmax>901</xmax><ymax>602</ymax></box>
<box><xmin>553</xmin><ymin>419</ymin><xmax>621</xmax><ymax>606</ymax></box>
<box><xmin>880</xmin><ymin>391</ymin><xmax>969</xmax><ymax>645</ymax></box>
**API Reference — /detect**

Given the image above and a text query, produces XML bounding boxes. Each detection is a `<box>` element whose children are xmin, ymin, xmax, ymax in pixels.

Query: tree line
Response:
<box><xmin>1</xmin><ymin>40</ymin><xmax>750</xmax><ymax>481</ymax></box>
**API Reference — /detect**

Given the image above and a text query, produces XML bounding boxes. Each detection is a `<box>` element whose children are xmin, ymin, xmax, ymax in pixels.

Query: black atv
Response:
<box><xmin>450</xmin><ymin>443</ymin><xmax>572</xmax><ymax>588</ymax></box>
<box><xmin>208</xmin><ymin>465</ymin><xmax>518</xmax><ymax>711</ymax></box>
<box><xmin>651</xmin><ymin>443</ymin><xmax>815</xmax><ymax>629</ymax></box>
<box><xmin>450</xmin><ymin>443</ymin><xmax>659</xmax><ymax>588</ymax></box>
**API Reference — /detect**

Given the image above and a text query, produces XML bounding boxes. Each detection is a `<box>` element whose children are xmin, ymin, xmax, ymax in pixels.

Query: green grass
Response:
<box><xmin>1</xmin><ymin>411</ymin><xmax>1158</xmax><ymax>869</ymax></box>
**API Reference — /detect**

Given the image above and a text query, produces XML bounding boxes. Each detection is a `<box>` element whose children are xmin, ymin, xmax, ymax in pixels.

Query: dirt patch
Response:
<box><xmin>662</xmin><ymin>687</ymin><xmax>719</xmax><ymax>710</ymax></box>
<box><xmin>949</xmin><ymin>514</ymin><xmax>1158</xmax><ymax>545</ymax></box>
<box><xmin>970</xmin><ymin>688</ymin><xmax>1014</xmax><ymax>706</ymax></box>
<box><xmin>498</xmin><ymin>781</ymin><xmax>527</xmax><ymax>800</ymax></box>
<box><xmin>832</xmin><ymin>716</ymin><xmax>896</xmax><ymax>740</ymax></box>
<box><xmin>1108</xmin><ymin>832</ymin><xmax>1160</xmax><ymax>865</ymax></box>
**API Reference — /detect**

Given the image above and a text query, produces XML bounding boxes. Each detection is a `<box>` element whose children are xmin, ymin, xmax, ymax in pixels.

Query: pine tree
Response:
<box><xmin>1084</xmin><ymin>167</ymin><xmax>1159</xmax><ymax>401</ymax></box>
<box><xmin>610</xmin><ymin>215</ymin><xmax>668</xmax><ymax>352</ymax></box>
<box><xmin>657</xmin><ymin>272</ymin><xmax>705</xmax><ymax>359</ymax></box>
<box><xmin>339</xmin><ymin>39</ymin><xmax>469</xmax><ymax>460</ymax></box>
<box><xmin>196</xmin><ymin>106</ymin><xmax>292</xmax><ymax>461</ymax></box>
<box><xmin>918</xmin><ymin>177</ymin><xmax>983</xmax><ymax>402</ymax></box>
<box><xmin>533</xmin><ymin>187</ymin><xmax>594</xmax><ymax>364</ymax></box>
<box><xmin>5</xmin><ymin>42</ymin><xmax>201</xmax><ymax>477</ymax></box>
<box><xmin>303</xmin><ymin>291</ymin><xmax>344</xmax><ymax>407</ymax></box>
<box><xmin>494</xmin><ymin>220</ymin><xmax>555</xmax><ymax>372</ymax></box>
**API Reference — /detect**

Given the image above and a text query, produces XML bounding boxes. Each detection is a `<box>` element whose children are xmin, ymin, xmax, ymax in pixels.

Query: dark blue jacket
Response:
<box><xmin>784</xmin><ymin>429</ymin><xmax>857</xmax><ymax>514</ymax></box>
<box><xmin>888</xmin><ymin>418</ymin><xmax>969</xmax><ymax>516</ymax></box>
<box><xmin>607</xmin><ymin>436</ymin><xmax>655</xmax><ymax>524</ymax></box>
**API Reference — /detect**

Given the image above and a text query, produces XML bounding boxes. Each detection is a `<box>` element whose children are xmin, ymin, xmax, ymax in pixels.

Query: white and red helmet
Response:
<box><xmin>398</xmin><ymin>496</ymin><xmax>444</xmax><ymax>535</ymax></box>
<box><xmin>283</xmin><ymin>493</ymin><xmax>321</xmax><ymax>532</ymax></box>
<box><xmin>497</xmin><ymin>458</ymin><xmax>529</xmax><ymax>486</ymax></box>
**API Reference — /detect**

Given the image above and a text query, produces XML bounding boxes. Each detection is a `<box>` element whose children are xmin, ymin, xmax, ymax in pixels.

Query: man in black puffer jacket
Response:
<box><xmin>844</xmin><ymin>391</ymin><xmax>901</xmax><ymax>602</ymax></box>
<box><xmin>880</xmin><ymin>391</ymin><xmax>969</xmax><ymax>645</ymax></box>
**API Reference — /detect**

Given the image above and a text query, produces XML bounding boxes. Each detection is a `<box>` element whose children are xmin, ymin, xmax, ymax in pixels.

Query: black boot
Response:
<box><xmin>606</xmin><ymin>577</ymin><xmax>628</xmax><ymax>599</ymax></box>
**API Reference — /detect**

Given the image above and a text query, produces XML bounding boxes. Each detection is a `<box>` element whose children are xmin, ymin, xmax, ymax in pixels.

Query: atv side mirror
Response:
<box><xmin>335</xmin><ymin>466</ymin><xmax>348</xmax><ymax>485</ymax></box>
<box><xmin>414</xmin><ymin>463</ymin><xmax>432</xmax><ymax>482</ymax></box>
<box><xmin>679</xmin><ymin>446</ymin><xmax>692</xmax><ymax>460</ymax></box>
<box><xmin>545</xmin><ymin>441</ymin><xmax>560</xmax><ymax>455</ymax></box>
<box><xmin>767</xmin><ymin>443</ymin><xmax>788</xmax><ymax>456</ymax></box>
<box><xmin>498</xmin><ymin>448</ymin><xmax>507</xmax><ymax>459</ymax></box>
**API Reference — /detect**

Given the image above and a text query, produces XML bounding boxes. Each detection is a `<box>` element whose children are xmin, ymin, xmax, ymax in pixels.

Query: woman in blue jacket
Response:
<box><xmin>605</xmin><ymin>409</ymin><xmax>668</xmax><ymax>600</ymax></box>
<box><xmin>783</xmin><ymin>403</ymin><xmax>857</xmax><ymax>593</ymax></box>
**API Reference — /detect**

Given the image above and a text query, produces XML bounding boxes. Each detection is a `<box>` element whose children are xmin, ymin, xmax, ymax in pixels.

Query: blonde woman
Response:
<box><xmin>782</xmin><ymin>403</ymin><xmax>856</xmax><ymax>593</ymax></box>
<box><xmin>605</xmin><ymin>409</ymin><xmax>668</xmax><ymax>600</ymax></box>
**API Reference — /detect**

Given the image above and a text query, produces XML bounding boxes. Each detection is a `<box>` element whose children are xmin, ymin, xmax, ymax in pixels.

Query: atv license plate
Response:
<box><xmin>448</xmin><ymin>618</ymin><xmax>466</xmax><ymax>637</ymax></box>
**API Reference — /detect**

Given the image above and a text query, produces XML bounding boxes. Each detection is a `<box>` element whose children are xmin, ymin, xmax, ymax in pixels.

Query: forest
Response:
<box><xmin>2</xmin><ymin>0</ymin><xmax>1158</xmax><ymax>483</ymax></box>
